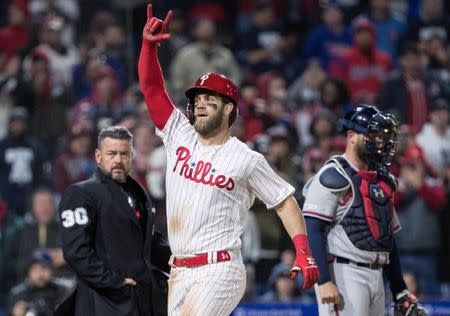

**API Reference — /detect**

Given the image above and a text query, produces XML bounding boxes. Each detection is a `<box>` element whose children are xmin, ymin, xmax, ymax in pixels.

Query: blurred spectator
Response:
<box><xmin>395</xmin><ymin>143</ymin><xmax>446</xmax><ymax>297</ymax></box>
<box><xmin>419</xmin><ymin>27</ymin><xmax>449</xmax><ymax>83</ymax></box>
<box><xmin>240</xmin><ymin>264</ymin><xmax>258</xmax><ymax>303</ymax></box>
<box><xmin>302</xmin><ymin>3</ymin><xmax>352</xmax><ymax>70</ymax></box>
<box><xmin>71</xmin><ymin>39</ymin><xmax>101</xmax><ymax>102</ymax></box>
<box><xmin>296</xmin><ymin>147</ymin><xmax>327</xmax><ymax>201</ymax></box>
<box><xmin>287</xmin><ymin>58</ymin><xmax>326</xmax><ymax>111</ymax></box>
<box><xmin>416</xmin><ymin>98</ymin><xmax>450</xmax><ymax>173</ymax></box>
<box><xmin>366</xmin><ymin>0</ymin><xmax>406</xmax><ymax>60</ymax></box>
<box><xmin>36</xmin><ymin>14</ymin><xmax>79</xmax><ymax>86</ymax></box>
<box><xmin>378</xmin><ymin>42</ymin><xmax>444</xmax><ymax>132</ymax></box>
<box><xmin>169</xmin><ymin>16</ymin><xmax>241</xmax><ymax>105</ymax></box>
<box><xmin>157</xmin><ymin>8</ymin><xmax>189</xmax><ymax>75</ymax></box>
<box><xmin>4</xmin><ymin>188</ymin><xmax>71</xmax><ymax>288</ymax></box>
<box><xmin>6</xmin><ymin>248</ymin><xmax>70</xmax><ymax>316</ymax></box>
<box><xmin>29</xmin><ymin>0</ymin><xmax>79</xmax><ymax>46</ymax></box>
<box><xmin>307</xmin><ymin>110</ymin><xmax>337</xmax><ymax>155</ymax></box>
<box><xmin>319</xmin><ymin>78</ymin><xmax>351</xmax><ymax>119</ymax></box>
<box><xmin>73</xmin><ymin>64</ymin><xmax>123</xmax><ymax>132</ymax></box>
<box><xmin>0</xmin><ymin>54</ymin><xmax>21</xmax><ymax>138</ymax></box>
<box><xmin>237</xmin><ymin>81</ymin><xmax>266</xmax><ymax>142</ymax></box>
<box><xmin>99</xmin><ymin>23</ymin><xmax>128</xmax><ymax>90</ymax></box>
<box><xmin>265</xmin><ymin>126</ymin><xmax>296</xmax><ymax>184</ymax></box>
<box><xmin>263</xmin><ymin>97</ymin><xmax>298</xmax><ymax>148</ymax></box>
<box><xmin>14</xmin><ymin>47</ymin><xmax>72</xmax><ymax>151</ymax></box>
<box><xmin>238</xmin><ymin>3</ymin><xmax>296</xmax><ymax>77</ymax></box>
<box><xmin>266</xmin><ymin>249</ymin><xmax>295</xmax><ymax>286</ymax></box>
<box><xmin>130</xmin><ymin>123</ymin><xmax>157</xmax><ymax>189</ymax></box>
<box><xmin>438</xmin><ymin>157</ymin><xmax>450</xmax><ymax>297</ymax></box>
<box><xmin>262</xmin><ymin>73</ymin><xmax>288</xmax><ymax>101</ymax></box>
<box><xmin>259</xmin><ymin>263</ymin><xmax>304</xmax><ymax>303</ymax></box>
<box><xmin>0</xmin><ymin>108</ymin><xmax>44</xmax><ymax>215</ymax></box>
<box><xmin>145</xmin><ymin>133</ymin><xmax>166</xmax><ymax>202</ymax></box>
<box><xmin>404</xmin><ymin>0</ymin><xmax>450</xmax><ymax>43</ymax></box>
<box><xmin>87</xmin><ymin>10</ymin><xmax>116</xmax><ymax>51</ymax></box>
<box><xmin>241</xmin><ymin>210</ymin><xmax>262</xmax><ymax>265</ymax></box>
<box><xmin>0</xmin><ymin>0</ymin><xmax>29</xmax><ymax>61</ymax></box>
<box><xmin>52</xmin><ymin>124</ymin><xmax>95</xmax><ymax>194</ymax></box>
<box><xmin>329</xmin><ymin>16</ymin><xmax>392</xmax><ymax>103</ymax></box>
<box><xmin>0</xmin><ymin>196</ymin><xmax>24</xmax><ymax>296</ymax></box>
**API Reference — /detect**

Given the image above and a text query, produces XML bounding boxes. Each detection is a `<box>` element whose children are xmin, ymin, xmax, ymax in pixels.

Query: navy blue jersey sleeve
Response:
<box><xmin>306</xmin><ymin>217</ymin><xmax>331</xmax><ymax>285</ymax></box>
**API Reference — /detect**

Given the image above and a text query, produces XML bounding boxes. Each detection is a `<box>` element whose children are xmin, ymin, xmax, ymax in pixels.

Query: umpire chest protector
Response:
<box><xmin>322</xmin><ymin>156</ymin><xmax>396</xmax><ymax>252</ymax></box>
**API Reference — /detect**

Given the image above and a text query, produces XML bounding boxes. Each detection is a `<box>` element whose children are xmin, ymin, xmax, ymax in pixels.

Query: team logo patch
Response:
<box><xmin>372</xmin><ymin>187</ymin><xmax>384</xmax><ymax>198</ymax></box>
<box><xmin>199</xmin><ymin>74</ymin><xmax>209</xmax><ymax>85</ymax></box>
<box><xmin>369</xmin><ymin>184</ymin><xmax>388</xmax><ymax>204</ymax></box>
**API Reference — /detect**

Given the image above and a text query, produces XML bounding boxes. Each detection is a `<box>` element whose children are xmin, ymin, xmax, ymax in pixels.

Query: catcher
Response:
<box><xmin>302</xmin><ymin>105</ymin><xmax>427</xmax><ymax>316</ymax></box>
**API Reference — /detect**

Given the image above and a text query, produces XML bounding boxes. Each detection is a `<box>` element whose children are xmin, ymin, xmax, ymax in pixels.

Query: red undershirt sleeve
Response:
<box><xmin>138</xmin><ymin>40</ymin><xmax>174</xmax><ymax>130</ymax></box>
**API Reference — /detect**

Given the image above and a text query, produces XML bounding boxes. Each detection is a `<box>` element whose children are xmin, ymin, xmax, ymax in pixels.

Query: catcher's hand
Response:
<box><xmin>142</xmin><ymin>4</ymin><xmax>172</xmax><ymax>44</ymax></box>
<box><xmin>394</xmin><ymin>290</ymin><xmax>428</xmax><ymax>316</ymax></box>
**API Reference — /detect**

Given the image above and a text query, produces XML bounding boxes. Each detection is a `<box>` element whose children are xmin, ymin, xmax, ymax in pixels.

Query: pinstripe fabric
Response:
<box><xmin>168</xmin><ymin>250</ymin><xmax>246</xmax><ymax>316</ymax></box>
<box><xmin>156</xmin><ymin>108</ymin><xmax>295</xmax><ymax>314</ymax></box>
<box><xmin>156</xmin><ymin>108</ymin><xmax>294</xmax><ymax>256</ymax></box>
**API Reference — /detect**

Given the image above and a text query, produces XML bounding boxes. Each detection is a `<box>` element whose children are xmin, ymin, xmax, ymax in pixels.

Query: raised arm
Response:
<box><xmin>138</xmin><ymin>4</ymin><xmax>175</xmax><ymax>130</ymax></box>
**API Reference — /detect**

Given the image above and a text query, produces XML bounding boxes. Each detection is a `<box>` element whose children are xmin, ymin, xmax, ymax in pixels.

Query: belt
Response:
<box><xmin>171</xmin><ymin>250</ymin><xmax>231</xmax><ymax>268</ymax></box>
<box><xmin>335</xmin><ymin>256</ymin><xmax>383</xmax><ymax>270</ymax></box>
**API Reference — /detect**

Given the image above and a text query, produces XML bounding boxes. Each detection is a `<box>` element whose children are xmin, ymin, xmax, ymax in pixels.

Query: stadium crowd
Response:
<box><xmin>0</xmin><ymin>0</ymin><xmax>449</xmax><ymax>314</ymax></box>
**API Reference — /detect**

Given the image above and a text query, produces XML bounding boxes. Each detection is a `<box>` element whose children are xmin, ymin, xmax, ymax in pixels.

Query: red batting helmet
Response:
<box><xmin>185</xmin><ymin>73</ymin><xmax>239</xmax><ymax>126</ymax></box>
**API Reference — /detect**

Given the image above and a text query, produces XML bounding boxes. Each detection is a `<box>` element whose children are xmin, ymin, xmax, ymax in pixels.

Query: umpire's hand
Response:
<box><xmin>142</xmin><ymin>4</ymin><xmax>172</xmax><ymax>44</ymax></box>
<box><xmin>123</xmin><ymin>278</ymin><xmax>137</xmax><ymax>286</ymax></box>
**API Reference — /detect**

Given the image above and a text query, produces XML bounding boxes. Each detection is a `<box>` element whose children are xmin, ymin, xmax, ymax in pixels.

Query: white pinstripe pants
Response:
<box><xmin>167</xmin><ymin>250</ymin><xmax>246</xmax><ymax>316</ymax></box>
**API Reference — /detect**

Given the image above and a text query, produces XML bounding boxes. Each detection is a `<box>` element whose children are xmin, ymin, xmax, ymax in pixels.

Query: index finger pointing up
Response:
<box><xmin>147</xmin><ymin>3</ymin><xmax>153</xmax><ymax>21</ymax></box>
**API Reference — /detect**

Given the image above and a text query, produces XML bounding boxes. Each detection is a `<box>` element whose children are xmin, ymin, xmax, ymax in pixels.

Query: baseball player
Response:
<box><xmin>138</xmin><ymin>5</ymin><xmax>319</xmax><ymax>315</ymax></box>
<box><xmin>303</xmin><ymin>105</ymin><xmax>427</xmax><ymax>316</ymax></box>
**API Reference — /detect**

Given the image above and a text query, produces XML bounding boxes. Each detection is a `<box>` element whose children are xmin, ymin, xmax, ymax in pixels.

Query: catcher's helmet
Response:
<box><xmin>339</xmin><ymin>105</ymin><xmax>399</xmax><ymax>171</ymax></box>
<box><xmin>185</xmin><ymin>73</ymin><xmax>239</xmax><ymax>126</ymax></box>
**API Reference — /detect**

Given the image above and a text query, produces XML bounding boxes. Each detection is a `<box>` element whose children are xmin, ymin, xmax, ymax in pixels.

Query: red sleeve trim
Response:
<box><xmin>303</xmin><ymin>211</ymin><xmax>333</xmax><ymax>222</ymax></box>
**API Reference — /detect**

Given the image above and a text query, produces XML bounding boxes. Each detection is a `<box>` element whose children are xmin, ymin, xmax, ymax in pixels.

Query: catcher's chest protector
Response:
<box><xmin>335</xmin><ymin>157</ymin><xmax>395</xmax><ymax>252</ymax></box>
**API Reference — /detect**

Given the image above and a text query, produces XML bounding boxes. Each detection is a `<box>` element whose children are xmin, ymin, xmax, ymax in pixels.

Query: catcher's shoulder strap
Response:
<box><xmin>319</xmin><ymin>156</ymin><xmax>351</xmax><ymax>192</ymax></box>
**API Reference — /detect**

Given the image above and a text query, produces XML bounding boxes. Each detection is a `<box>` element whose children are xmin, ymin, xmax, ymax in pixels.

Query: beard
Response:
<box><xmin>354</xmin><ymin>139</ymin><xmax>368</xmax><ymax>164</ymax></box>
<box><xmin>194</xmin><ymin>106</ymin><xmax>225</xmax><ymax>137</ymax></box>
<box><xmin>102</xmin><ymin>164</ymin><xmax>128</xmax><ymax>183</ymax></box>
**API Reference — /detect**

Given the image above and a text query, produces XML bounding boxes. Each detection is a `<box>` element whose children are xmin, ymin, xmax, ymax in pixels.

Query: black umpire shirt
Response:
<box><xmin>57</xmin><ymin>168</ymin><xmax>171</xmax><ymax>316</ymax></box>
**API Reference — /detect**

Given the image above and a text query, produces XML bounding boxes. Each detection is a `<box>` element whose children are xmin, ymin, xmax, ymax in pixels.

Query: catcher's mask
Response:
<box><xmin>339</xmin><ymin>104</ymin><xmax>399</xmax><ymax>171</ymax></box>
<box><xmin>185</xmin><ymin>73</ymin><xmax>239</xmax><ymax>126</ymax></box>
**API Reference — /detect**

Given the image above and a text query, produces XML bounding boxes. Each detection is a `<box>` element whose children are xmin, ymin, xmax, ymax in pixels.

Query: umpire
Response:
<box><xmin>56</xmin><ymin>126</ymin><xmax>171</xmax><ymax>316</ymax></box>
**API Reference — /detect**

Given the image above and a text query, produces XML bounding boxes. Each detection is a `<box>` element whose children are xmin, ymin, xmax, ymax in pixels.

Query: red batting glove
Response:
<box><xmin>290</xmin><ymin>234</ymin><xmax>319</xmax><ymax>289</ymax></box>
<box><xmin>142</xmin><ymin>4</ymin><xmax>173</xmax><ymax>44</ymax></box>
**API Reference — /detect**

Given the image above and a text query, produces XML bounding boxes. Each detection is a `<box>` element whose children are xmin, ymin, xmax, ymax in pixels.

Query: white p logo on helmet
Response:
<box><xmin>199</xmin><ymin>74</ymin><xmax>209</xmax><ymax>86</ymax></box>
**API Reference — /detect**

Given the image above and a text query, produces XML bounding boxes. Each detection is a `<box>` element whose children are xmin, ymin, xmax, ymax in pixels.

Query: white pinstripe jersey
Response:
<box><xmin>156</xmin><ymin>108</ymin><xmax>294</xmax><ymax>256</ymax></box>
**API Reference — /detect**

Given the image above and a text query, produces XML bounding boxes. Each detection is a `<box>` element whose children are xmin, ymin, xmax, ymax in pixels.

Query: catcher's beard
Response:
<box><xmin>354</xmin><ymin>138</ymin><xmax>369</xmax><ymax>165</ymax></box>
<box><xmin>194</xmin><ymin>104</ymin><xmax>225</xmax><ymax>137</ymax></box>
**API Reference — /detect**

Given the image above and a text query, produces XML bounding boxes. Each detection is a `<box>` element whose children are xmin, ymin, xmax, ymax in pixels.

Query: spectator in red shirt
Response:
<box><xmin>0</xmin><ymin>0</ymin><xmax>29</xmax><ymax>61</ymax></box>
<box><xmin>329</xmin><ymin>16</ymin><xmax>392</xmax><ymax>103</ymax></box>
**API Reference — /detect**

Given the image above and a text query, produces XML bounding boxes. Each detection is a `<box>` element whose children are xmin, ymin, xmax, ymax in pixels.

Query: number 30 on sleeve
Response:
<box><xmin>61</xmin><ymin>207</ymin><xmax>89</xmax><ymax>227</ymax></box>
